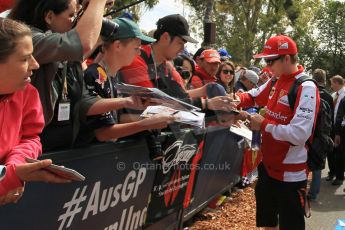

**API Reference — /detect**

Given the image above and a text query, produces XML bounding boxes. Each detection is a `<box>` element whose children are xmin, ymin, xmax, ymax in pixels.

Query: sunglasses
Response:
<box><xmin>264</xmin><ymin>56</ymin><xmax>282</xmax><ymax>66</ymax></box>
<box><xmin>222</xmin><ymin>69</ymin><xmax>235</xmax><ymax>75</ymax></box>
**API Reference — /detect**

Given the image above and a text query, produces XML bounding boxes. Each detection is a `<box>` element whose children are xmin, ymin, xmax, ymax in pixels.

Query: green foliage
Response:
<box><xmin>310</xmin><ymin>1</ymin><xmax>345</xmax><ymax>77</ymax></box>
<box><xmin>115</xmin><ymin>0</ymin><xmax>343</xmax><ymax>78</ymax></box>
<box><xmin>182</xmin><ymin>0</ymin><xmax>328</xmax><ymax>70</ymax></box>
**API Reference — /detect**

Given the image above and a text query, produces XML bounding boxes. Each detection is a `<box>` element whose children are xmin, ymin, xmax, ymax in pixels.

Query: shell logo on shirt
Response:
<box><xmin>277</xmin><ymin>90</ymin><xmax>289</xmax><ymax>106</ymax></box>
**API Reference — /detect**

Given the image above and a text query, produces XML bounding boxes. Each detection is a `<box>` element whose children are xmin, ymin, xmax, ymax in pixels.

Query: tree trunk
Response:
<box><xmin>204</xmin><ymin>0</ymin><xmax>214</xmax><ymax>23</ymax></box>
<box><xmin>203</xmin><ymin>0</ymin><xmax>215</xmax><ymax>47</ymax></box>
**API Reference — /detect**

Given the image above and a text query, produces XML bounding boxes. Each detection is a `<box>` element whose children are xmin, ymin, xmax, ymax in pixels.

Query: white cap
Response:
<box><xmin>242</xmin><ymin>70</ymin><xmax>259</xmax><ymax>85</ymax></box>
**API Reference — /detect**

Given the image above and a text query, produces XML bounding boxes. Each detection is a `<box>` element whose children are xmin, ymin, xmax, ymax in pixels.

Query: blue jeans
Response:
<box><xmin>308</xmin><ymin>170</ymin><xmax>321</xmax><ymax>199</ymax></box>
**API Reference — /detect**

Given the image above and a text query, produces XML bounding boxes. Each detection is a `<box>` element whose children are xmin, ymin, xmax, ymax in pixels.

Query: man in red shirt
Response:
<box><xmin>236</xmin><ymin>35</ymin><xmax>319</xmax><ymax>230</ymax></box>
<box><xmin>191</xmin><ymin>49</ymin><xmax>221</xmax><ymax>89</ymax></box>
<box><xmin>120</xmin><ymin>14</ymin><xmax>235</xmax><ymax>113</ymax></box>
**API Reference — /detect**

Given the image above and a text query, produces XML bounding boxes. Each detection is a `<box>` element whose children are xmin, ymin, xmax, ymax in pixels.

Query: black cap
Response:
<box><xmin>156</xmin><ymin>14</ymin><xmax>198</xmax><ymax>43</ymax></box>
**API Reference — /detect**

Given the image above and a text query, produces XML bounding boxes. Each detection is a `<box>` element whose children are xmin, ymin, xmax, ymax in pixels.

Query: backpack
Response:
<box><xmin>288</xmin><ymin>75</ymin><xmax>334</xmax><ymax>170</ymax></box>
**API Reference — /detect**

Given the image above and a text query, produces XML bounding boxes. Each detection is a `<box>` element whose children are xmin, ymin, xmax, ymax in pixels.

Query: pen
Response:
<box><xmin>171</xmin><ymin>111</ymin><xmax>179</xmax><ymax>115</ymax></box>
<box><xmin>190</xmin><ymin>111</ymin><xmax>199</xmax><ymax>116</ymax></box>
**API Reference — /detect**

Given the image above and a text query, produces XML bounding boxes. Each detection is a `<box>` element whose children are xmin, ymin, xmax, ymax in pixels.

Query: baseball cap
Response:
<box><xmin>218</xmin><ymin>48</ymin><xmax>232</xmax><ymax>58</ymax></box>
<box><xmin>200</xmin><ymin>49</ymin><xmax>221</xmax><ymax>63</ymax></box>
<box><xmin>110</xmin><ymin>17</ymin><xmax>156</xmax><ymax>44</ymax></box>
<box><xmin>248</xmin><ymin>66</ymin><xmax>261</xmax><ymax>75</ymax></box>
<box><xmin>253</xmin><ymin>35</ymin><xmax>298</xmax><ymax>59</ymax></box>
<box><xmin>242</xmin><ymin>70</ymin><xmax>259</xmax><ymax>85</ymax></box>
<box><xmin>156</xmin><ymin>14</ymin><xmax>198</xmax><ymax>43</ymax></box>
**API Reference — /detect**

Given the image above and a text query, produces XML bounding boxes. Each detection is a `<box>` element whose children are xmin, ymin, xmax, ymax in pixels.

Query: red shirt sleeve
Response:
<box><xmin>120</xmin><ymin>56</ymin><xmax>154</xmax><ymax>87</ymax></box>
<box><xmin>190</xmin><ymin>76</ymin><xmax>204</xmax><ymax>89</ymax></box>
<box><xmin>0</xmin><ymin>85</ymin><xmax>44</xmax><ymax>195</ymax></box>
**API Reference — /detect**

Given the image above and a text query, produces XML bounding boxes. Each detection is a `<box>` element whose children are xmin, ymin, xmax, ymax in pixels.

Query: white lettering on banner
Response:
<box><xmin>58</xmin><ymin>186</ymin><xmax>88</xmax><ymax>230</ymax></box>
<box><xmin>57</xmin><ymin>168</ymin><xmax>146</xmax><ymax>230</ymax></box>
<box><xmin>153</xmin><ymin>174</ymin><xmax>190</xmax><ymax>196</ymax></box>
<box><xmin>161</xmin><ymin>140</ymin><xmax>197</xmax><ymax>174</ymax></box>
<box><xmin>104</xmin><ymin>206</ymin><xmax>147</xmax><ymax>230</ymax></box>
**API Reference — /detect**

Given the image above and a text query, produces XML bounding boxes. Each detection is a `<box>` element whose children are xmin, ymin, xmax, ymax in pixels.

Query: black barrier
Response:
<box><xmin>183</xmin><ymin>127</ymin><xmax>244</xmax><ymax>221</ymax></box>
<box><xmin>146</xmin><ymin>129</ymin><xmax>204</xmax><ymax>224</ymax></box>
<box><xmin>0</xmin><ymin>138</ymin><xmax>155</xmax><ymax>230</ymax></box>
<box><xmin>0</xmin><ymin>129</ymin><xmax>244</xmax><ymax>230</ymax></box>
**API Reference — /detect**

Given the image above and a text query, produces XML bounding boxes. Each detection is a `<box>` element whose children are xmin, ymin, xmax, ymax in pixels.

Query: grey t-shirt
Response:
<box><xmin>30</xmin><ymin>27</ymin><xmax>100</xmax><ymax>150</ymax></box>
<box><xmin>31</xmin><ymin>27</ymin><xmax>99</xmax><ymax>125</ymax></box>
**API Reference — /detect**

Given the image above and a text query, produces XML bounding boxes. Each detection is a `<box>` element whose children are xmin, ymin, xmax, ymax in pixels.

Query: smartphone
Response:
<box><xmin>25</xmin><ymin>158</ymin><xmax>85</xmax><ymax>182</ymax></box>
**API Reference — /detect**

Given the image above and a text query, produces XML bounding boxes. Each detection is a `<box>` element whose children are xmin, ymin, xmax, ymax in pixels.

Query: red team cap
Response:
<box><xmin>200</xmin><ymin>49</ymin><xmax>221</xmax><ymax>63</ymax></box>
<box><xmin>253</xmin><ymin>35</ymin><xmax>298</xmax><ymax>59</ymax></box>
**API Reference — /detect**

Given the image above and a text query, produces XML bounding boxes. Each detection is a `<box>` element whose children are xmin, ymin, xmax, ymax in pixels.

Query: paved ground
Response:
<box><xmin>306</xmin><ymin>169</ymin><xmax>345</xmax><ymax>230</ymax></box>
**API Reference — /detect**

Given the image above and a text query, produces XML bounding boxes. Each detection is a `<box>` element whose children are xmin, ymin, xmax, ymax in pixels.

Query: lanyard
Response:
<box><xmin>150</xmin><ymin>45</ymin><xmax>159</xmax><ymax>86</ymax></box>
<box><xmin>61</xmin><ymin>62</ymin><xmax>68</xmax><ymax>101</ymax></box>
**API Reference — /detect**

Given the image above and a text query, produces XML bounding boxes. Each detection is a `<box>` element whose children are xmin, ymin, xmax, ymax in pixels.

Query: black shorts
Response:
<box><xmin>255</xmin><ymin>163</ymin><xmax>307</xmax><ymax>230</ymax></box>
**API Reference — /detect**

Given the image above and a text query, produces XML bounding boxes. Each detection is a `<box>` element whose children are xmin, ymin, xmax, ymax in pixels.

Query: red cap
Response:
<box><xmin>200</xmin><ymin>49</ymin><xmax>221</xmax><ymax>63</ymax></box>
<box><xmin>253</xmin><ymin>35</ymin><xmax>298</xmax><ymax>59</ymax></box>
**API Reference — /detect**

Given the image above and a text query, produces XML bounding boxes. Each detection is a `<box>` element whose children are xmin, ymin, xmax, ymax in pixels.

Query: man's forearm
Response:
<box><xmin>87</xmin><ymin>98</ymin><xmax>128</xmax><ymax>116</ymax></box>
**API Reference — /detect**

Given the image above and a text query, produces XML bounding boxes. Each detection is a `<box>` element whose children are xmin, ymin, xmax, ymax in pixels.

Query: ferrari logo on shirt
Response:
<box><xmin>279</xmin><ymin>89</ymin><xmax>287</xmax><ymax>98</ymax></box>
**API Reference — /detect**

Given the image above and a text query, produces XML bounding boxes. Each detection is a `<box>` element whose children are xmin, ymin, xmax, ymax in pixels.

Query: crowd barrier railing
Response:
<box><xmin>0</xmin><ymin>127</ymin><xmax>244</xmax><ymax>230</ymax></box>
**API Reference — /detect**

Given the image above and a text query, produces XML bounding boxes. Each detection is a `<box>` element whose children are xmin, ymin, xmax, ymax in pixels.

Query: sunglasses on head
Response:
<box><xmin>264</xmin><ymin>56</ymin><xmax>282</xmax><ymax>66</ymax></box>
<box><xmin>222</xmin><ymin>69</ymin><xmax>235</xmax><ymax>75</ymax></box>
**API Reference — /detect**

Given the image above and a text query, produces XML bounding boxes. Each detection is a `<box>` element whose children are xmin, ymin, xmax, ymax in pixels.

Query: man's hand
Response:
<box><xmin>207</xmin><ymin>96</ymin><xmax>238</xmax><ymax>111</ymax></box>
<box><xmin>249</xmin><ymin>114</ymin><xmax>265</xmax><ymax>131</ymax></box>
<box><xmin>124</xmin><ymin>96</ymin><xmax>151</xmax><ymax>110</ymax></box>
<box><xmin>0</xmin><ymin>187</ymin><xmax>24</xmax><ymax>206</ymax></box>
<box><xmin>217</xmin><ymin>114</ymin><xmax>236</xmax><ymax>127</ymax></box>
<box><xmin>16</xmin><ymin>160</ymin><xmax>71</xmax><ymax>184</ymax></box>
<box><xmin>139</xmin><ymin>114</ymin><xmax>175</xmax><ymax>129</ymax></box>
<box><xmin>236</xmin><ymin>110</ymin><xmax>250</xmax><ymax>121</ymax></box>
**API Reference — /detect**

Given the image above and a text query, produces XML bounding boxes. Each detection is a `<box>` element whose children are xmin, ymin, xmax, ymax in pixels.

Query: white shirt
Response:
<box><xmin>333</xmin><ymin>87</ymin><xmax>345</xmax><ymax>123</ymax></box>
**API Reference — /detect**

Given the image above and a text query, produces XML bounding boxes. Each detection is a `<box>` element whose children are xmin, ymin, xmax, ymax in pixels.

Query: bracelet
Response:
<box><xmin>205</xmin><ymin>98</ymin><xmax>208</xmax><ymax>110</ymax></box>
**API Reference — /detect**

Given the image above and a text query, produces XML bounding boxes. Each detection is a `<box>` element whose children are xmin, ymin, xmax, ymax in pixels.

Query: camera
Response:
<box><xmin>72</xmin><ymin>2</ymin><xmax>119</xmax><ymax>40</ymax></box>
<box><xmin>176</xmin><ymin>66</ymin><xmax>191</xmax><ymax>80</ymax></box>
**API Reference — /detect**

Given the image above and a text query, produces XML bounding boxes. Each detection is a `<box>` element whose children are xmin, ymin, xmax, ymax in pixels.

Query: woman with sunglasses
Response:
<box><xmin>215</xmin><ymin>61</ymin><xmax>236</xmax><ymax>94</ymax></box>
